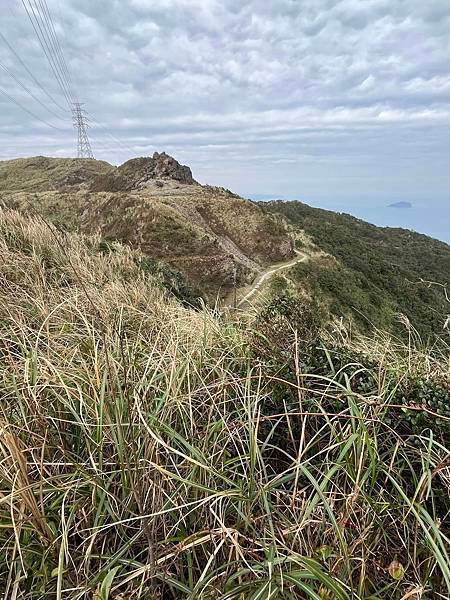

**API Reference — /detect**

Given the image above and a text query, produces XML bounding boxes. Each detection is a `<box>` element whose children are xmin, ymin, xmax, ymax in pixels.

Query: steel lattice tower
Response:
<box><xmin>72</xmin><ymin>102</ymin><xmax>94</xmax><ymax>159</ymax></box>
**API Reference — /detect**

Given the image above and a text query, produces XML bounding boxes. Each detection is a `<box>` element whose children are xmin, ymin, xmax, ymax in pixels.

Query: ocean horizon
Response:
<box><xmin>252</xmin><ymin>196</ymin><xmax>450</xmax><ymax>245</ymax></box>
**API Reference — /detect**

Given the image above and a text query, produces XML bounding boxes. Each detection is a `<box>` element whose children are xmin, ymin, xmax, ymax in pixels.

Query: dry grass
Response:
<box><xmin>0</xmin><ymin>208</ymin><xmax>448</xmax><ymax>599</ymax></box>
<box><xmin>0</xmin><ymin>156</ymin><xmax>112</xmax><ymax>192</ymax></box>
<box><xmin>0</xmin><ymin>184</ymin><xmax>292</xmax><ymax>299</ymax></box>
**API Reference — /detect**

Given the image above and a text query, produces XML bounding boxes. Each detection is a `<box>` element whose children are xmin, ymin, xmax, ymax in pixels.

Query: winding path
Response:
<box><xmin>228</xmin><ymin>249</ymin><xmax>307</xmax><ymax>308</ymax></box>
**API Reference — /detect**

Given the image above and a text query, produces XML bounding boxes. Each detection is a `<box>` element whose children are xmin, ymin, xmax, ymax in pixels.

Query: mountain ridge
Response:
<box><xmin>0</xmin><ymin>154</ymin><xmax>293</xmax><ymax>299</ymax></box>
<box><xmin>1</xmin><ymin>155</ymin><xmax>448</xmax><ymax>337</ymax></box>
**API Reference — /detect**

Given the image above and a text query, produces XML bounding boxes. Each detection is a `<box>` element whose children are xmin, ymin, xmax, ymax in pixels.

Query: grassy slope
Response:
<box><xmin>1</xmin><ymin>183</ymin><xmax>292</xmax><ymax>299</ymax></box>
<box><xmin>0</xmin><ymin>206</ymin><xmax>449</xmax><ymax>599</ymax></box>
<box><xmin>0</xmin><ymin>156</ymin><xmax>113</xmax><ymax>191</ymax></box>
<box><xmin>262</xmin><ymin>200</ymin><xmax>450</xmax><ymax>338</ymax></box>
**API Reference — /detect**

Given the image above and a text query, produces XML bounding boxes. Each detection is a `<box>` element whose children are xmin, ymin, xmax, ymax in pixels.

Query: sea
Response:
<box><xmin>252</xmin><ymin>196</ymin><xmax>450</xmax><ymax>245</ymax></box>
<box><xmin>324</xmin><ymin>201</ymin><xmax>450</xmax><ymax>245</ymax></box>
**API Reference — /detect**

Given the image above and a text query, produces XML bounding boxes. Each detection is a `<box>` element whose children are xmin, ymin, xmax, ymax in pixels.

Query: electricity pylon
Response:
<box><xmin>72</xmin><ymin>102</ymin><xmax>94</xmax><ymax>159</ymax></box>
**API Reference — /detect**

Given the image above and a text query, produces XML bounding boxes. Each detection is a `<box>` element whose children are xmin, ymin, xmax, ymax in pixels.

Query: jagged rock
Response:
<box><xmin>150</xmin><ymin>152</ymin><xmax>195</xmax><ymax>185</ymax></box>
<box><xmin>90</xmin><ymin>152</ymin><xmax>197</xmax><ymax>192</ymax></box>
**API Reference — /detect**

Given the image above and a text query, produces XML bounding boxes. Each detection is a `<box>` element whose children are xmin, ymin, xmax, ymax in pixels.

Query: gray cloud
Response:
<box><xmin>1</xmin><ymin>0</ymin><xmax>449</xmax><ymax>232</ymax></box>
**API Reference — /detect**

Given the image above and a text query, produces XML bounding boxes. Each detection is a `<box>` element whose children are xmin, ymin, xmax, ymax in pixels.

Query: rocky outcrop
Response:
<box><xmin>90</xmin><ymin>152</ymin><xmax>197</xmax><ymax>192</ymax></box>
<box><xmin>149</xmin><ymin>152</ymin><xmax>196</xmax><ymax>185</ymax></box>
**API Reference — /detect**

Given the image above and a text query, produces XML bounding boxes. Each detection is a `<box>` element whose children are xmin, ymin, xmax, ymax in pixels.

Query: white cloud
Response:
<box><xmin>0</xmin><ymin>0</ymin><xmax>449</xmax><ymax>215</ymax></box>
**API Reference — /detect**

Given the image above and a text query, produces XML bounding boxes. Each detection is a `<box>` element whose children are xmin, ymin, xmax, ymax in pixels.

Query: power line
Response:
<box><xmin>0</xmin><ymin>60</ymin><xmax>68</xmax><ymax>121</ymax></box>
<box><xmin>29</xmin><ymin>0</ymin><xmax>75</xmax><ymax>101</ymax></box>
<box><xmin>4</xmin><ymin>0</ymin><xmax>129</xmax><ymax>159</ymax></box>
<box><xmin>89</xmin><ymin>133</ymin><xmax>125</xmax><ymax>153</ymax></box>
<box><xmin>26</xmin><ymin>0</ymin><xmax>75</xmax><ymax>103</ymax></box>
<box><xmin>0</xmin><ymin>4</ymin><xmax>76</xmax><ymax>143</ymax></box>
<box><xmin>88</xmin><ymin>137</ymin><xmax>123</xmax><ymax>156</ymax></box>
<box><xmin>0</xmin><ymin>30</ymin><xmax>68</xmax><ymax>113</ymax></box>
<box><xmin>87</xmin><ymin>125</ymin><xmax>137</xmax><ymax>157</ymax></box>
<box><xmin>0</xmin><ymin>84</ymin><xmax>67</xmax><ymax>131</ymax></box>
<box><xmin>33</xmin><ymin>0</ymin><xmax>76</xmax><ymax>102</ymax></box>
<box><xmin>83</xmin><ymin>124</ymin><xmax>139</xmax><ymax>159</ymax></box>
<box><xmin>20</xmin><ymin>0</ymin><xmax>73</xmax><ymax>106</ymax></box>
<box><xmin>90</xmin><ymin>117</ymin><xmax>138</xmax><ymax>155</ymax></box>
<box><xmin>38</xmin><ymin>0</ymin><xmax>77</xmax><ymax>100</ymax></box>
<box><xmin>20</xmin><ymin>0</ymin><xmax>97</xmax><ymax>162</ymax></box>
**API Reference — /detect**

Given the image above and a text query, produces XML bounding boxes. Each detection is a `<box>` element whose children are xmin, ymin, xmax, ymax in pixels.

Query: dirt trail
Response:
<box><xmin>224</xmin><ymin>249</ymin><xmax>306</xmax><ymax>308</ymax></box>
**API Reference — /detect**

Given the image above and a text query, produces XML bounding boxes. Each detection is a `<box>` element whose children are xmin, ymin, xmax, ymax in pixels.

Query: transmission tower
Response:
<box><xmin>72</xmin><ymin>102</ymin><xmax>94</xmax><ymax>159</ymax></box>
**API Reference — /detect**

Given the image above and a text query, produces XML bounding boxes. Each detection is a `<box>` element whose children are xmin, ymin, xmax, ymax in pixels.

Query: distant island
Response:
<box><xmin>388</xmin><ymin>201</ymin><xmax>412</xmax><ymax>209</ymax></box>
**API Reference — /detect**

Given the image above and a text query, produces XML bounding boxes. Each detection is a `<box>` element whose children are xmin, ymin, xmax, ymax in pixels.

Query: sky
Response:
<box><xmin>1</xmin><ymin>0</ymin><xmax>449</xmax><ymax>241</ymax></box>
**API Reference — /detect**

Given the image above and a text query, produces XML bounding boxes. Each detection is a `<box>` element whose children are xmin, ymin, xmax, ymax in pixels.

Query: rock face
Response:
<box><xmin>150</xmin><ymin>152</ymin><xmax>195</xmax><ymax>184</ymax></box>
<box><xmin>90</xmin><ymin>152</ymin><xmax>197</xmax><ymax>192</ymax></box>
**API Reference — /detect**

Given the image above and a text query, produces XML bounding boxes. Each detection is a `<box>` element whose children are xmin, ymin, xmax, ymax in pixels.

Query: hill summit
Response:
<box><xmin>0</xmin><ymin>152</ymin><xmax>197</xmax><ymax>193</ymax></box>
<box><xmin>0</xmin><ymin>153</ymin><xmax>293</xmax><ymax>299</ymax></box>
<box><xmin>0</xmin><ymin>155</ymin><xmax>112</xmax><ymax>192</ymax></box>
<box><xmin>90</xmin><ymin>152</ymin><xmax>198</xmax><ymax>192</ymax></box>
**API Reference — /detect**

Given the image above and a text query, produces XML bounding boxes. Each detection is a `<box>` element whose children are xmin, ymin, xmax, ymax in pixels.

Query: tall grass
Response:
<box><xmin>0</xmin><ymin>209</ymin><xmax>448</xmax><ymax>599</ymax></box>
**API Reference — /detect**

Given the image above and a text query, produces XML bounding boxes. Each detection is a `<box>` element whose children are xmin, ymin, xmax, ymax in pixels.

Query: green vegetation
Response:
<box><xmin>0</xmin><ymin>158</ymin><xmax>293</xmax><ymax>300</ymax></box>
<box><xmin>0</xmin><ymin>207</ymin><xmax>449</xmax><ymax>599</ymax></box>
<box><xmin>0</xmin><ymin>156</ymin><xmax>113</xmax><ymax>192</ymax></box>
<box><xmin>262</xmin><ymin>201</ymin><xmax>450</xmax><ymax>338</ymax></box>
<box><xmin>135</xmin><ymin>255</ymin><xmax>203</xmax><ymax>307</ymax></box>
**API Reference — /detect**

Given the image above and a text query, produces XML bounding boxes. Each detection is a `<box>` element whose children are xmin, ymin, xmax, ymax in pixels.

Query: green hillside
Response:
<box><xmin>0</xmin><ymin>156</ymin><xmax>293</xmax><ymax>300</ymax></box>
<box><xmin>1</xmin><ymin>157</ymin><xmax>448</xmax><ymax>338</ymax></box>
<box><xmin>0</xmin><ymin>156</ymin><xmax>113</xmax><ymax>191</ymax></box>
<box><xmin>0</xmin><ymin>205</ymin><xmax>448</xmax><ymax>598</ymax></box>
<box><xmin>262</xmin><ymin>201</ymin><xmax>450</xmax><ymax>338</ymax></box>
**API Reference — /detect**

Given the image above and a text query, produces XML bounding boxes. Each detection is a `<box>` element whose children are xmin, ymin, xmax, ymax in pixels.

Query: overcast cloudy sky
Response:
<box><xmin>1</xmin><ymin>0</ymin><xmax>449</xmax><ymax>239</ymax></box>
